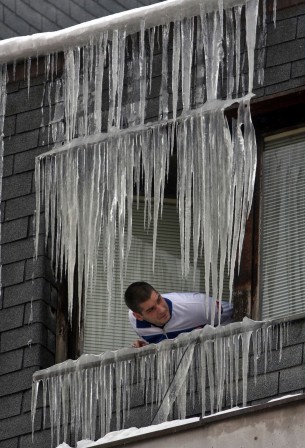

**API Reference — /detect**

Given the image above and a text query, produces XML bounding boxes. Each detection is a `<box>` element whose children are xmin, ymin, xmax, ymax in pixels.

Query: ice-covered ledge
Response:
<box><xmin>37</xmin><ymin>95</ymin><xmax>254</xmax><ymax>159</ymax></box>
<box><xmin>0</xmin><ymin>0</ymin><xmax>244</xmax><ymax>64</ymax></box>
<box><xmin>31</xmin><ymin>317</ymin><xmax>290</xmax><ymax>445</ymax></box>
<box><xmin>32</xmin><ymin>317</ymin><xmax>279</xmax><ymax>381</ymax></box>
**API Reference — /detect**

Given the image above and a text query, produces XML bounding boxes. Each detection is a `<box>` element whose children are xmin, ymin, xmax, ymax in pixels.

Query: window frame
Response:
<box><xmin>234</xmin><ymin>88</ymin><xmax>305</xmax><ymax>321</ymax></box>
<box><xmin>71</xmin><ymin>89</ymin><xmax>305</xmax><ymax>355</ymax></box>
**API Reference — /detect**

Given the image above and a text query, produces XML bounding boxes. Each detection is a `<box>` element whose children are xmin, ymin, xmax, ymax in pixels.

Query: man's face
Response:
<box><xmin>133</xmin><ymin>290</ymin><xmax>170</xmax><ymax>327</ymax></box>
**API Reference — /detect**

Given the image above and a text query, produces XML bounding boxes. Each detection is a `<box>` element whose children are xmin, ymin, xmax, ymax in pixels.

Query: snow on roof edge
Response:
<box><xmin>0</xmin><ymin>0</ymin><xmax>241</xmax><ymax>64</ymax></box>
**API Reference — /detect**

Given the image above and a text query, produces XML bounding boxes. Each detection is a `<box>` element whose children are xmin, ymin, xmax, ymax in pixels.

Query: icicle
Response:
<box><xmin>176</xmin><ymin>119</ymin><xmax>187</xmax><ymax>277</ymax></box>
<box><xmin>12</xmin><ymin>60</ymin><xmax>16</xmax><ymax>80</ymax></box>
<box><xmin>234</xmin><ymin>6</ymin><xmax>242</xmax><ymax>96</ymax></box>
<box><xmin>206</xmin><ymin>339</ymin><xmax>215</xmax><ymax>414</ymax></box>
<box><xmin>200</xmin><ymin>341</ymin><xmax>207</xmax><ymax>415</ymax></box>
<box><xmin>215</xmin><ymin>335</ymin><xmax>225</xmax><ymax>412</ymax></box>
<box><xmin>94</xmin><ymin>32</ymin><xmax>107</xmax><ymax>133</ymax></box>
<box><xmin>116</xmin><ymin>30</ymin><xmax>127</xmax><ymax>129</ymax></box>
<box><xmin>152</xmin><ymin>125</ymin><xmax>168</xmax><ymax>270</ymax></box>
<box><xmin>241</xmin><ymin>330</ymin><xmax>252</xmax><ymax>407</ymax></box>
<box><xmin>31</xmin><ymin>380</ymin><xmax>40</xmax><ymax>441</ymax></box>
<box><xmin>148</xmin><ymin>27</ymin><xmax>155</xmax><ymax>94</ymax></box>
<box><xmin>191</xmin><ymin>116</ymin><xmax>202</xmax><ymax>282</ymax></box>
<box><xmin>257</xmin><ymin>0</ymin><xmax>267</xmax><ymax>85</ymax></box>
<box><xmin>245</xmin><ymin>0</ymin><xmax>259</xmax><ymax>93</ymax></box>
<box><xmin>181</xmin><ymin>17</ymin><xmax>194</xmax><ymax>112</ymax></box>
<box><xmin>82</xmin><ymin>45</ymin><xmax>90</xmax><ymax>136</ymax></box>
<box><xmin>64</xmin><ymin>47</ymin><xmax>81</xmax><ymax>141</ymax></box>
<box><xmin>252</xmin><ymin>328</ymin><xmax>258</xmax><ymax>384</ymax></box>
<box><xmin>225</xmin><ymin>10</ymin><xmax>234</xmax><ymax>98</ymax></box>
<box><xmin>228</xmin><ymin>335</ymin><xmax>235</xmax><ymax>408</ymax></box>
<box><xmin>278</xmin><ymin>322</ymin><xmax>284</xmax><ymax>361</ymax></box>
<box><xmin>263</xmin><ymin>325</ymin><xmax>270</xmax><ymax>374</ymax></box>
<box><xmin>172</xmin><ymin>21</ymin><xmax>181</xmax><ymax>121</ymax></box>
<box><xmin>183</xmin><ymin>116</ymin><xmax>193</xmax><ymax>278</ymax></box>
<box><xmin>238</xmin><ymin>100</ymin><xmax>257</xmax><ymax>266</ymax></box>
<box><xmin>201</xmin><ymin>8</ymin><xmax>222</xmax><ymax>100</ymax></box>
<box><xmin>159</xmin><ymin>23</ymin><xmax>169</xmax><ymax>120</ymax></box>
<box><xmin>195</xmin><ymin>16</ymin><xmax>205</xmax><ymax>107</ymax></box>
<box><xmin>108</xmin><ymin>31</ymin><xmax>119</xmax><ymax>129</ymax></box>
<box><xmin>0</xmin><ymin>64</ymin><xmax>7</xmax><ymax>296</ymax></box>
<box><xmin>27</xmin><ymin>57</ymin><xmax>31</xmax><ymax>98</ymax></box>
<box><xmin>139</xmin><ymin>20</ymin><xmax>146</xmax><ymax>124</ymax></box>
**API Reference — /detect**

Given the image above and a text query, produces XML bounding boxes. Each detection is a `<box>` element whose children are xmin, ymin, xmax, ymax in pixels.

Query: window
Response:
<box><xmin>260</xmin><ymin>129</ymin><xmax>305</xmax><ymax>320</ymax></box>
<box><xmin>83</xmin><ymin>200</ymin><xmax>230</xmax><ymax>354</ymax></box>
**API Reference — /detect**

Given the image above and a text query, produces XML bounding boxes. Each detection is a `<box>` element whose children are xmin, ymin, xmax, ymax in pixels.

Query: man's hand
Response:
<box><xmin>132</xmin><ymin>339</ymin><xmax>148</xmax><ymax>348</ymax></box>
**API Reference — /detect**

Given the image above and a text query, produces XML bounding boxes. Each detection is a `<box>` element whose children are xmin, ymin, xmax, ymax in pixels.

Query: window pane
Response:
<box><xmin>260</xmin><ymin>131</ymin><xmax>305</xmax><ymax>320</ymax></box>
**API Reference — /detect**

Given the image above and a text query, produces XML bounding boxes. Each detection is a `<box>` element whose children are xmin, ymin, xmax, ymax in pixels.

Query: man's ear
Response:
<box><xmin>133</xmin><ymin>311</ymin><xmax>143</xmax><ymax>321</ymax></box>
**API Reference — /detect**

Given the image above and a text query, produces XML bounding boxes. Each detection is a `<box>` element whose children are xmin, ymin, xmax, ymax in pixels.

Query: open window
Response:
<box><xmin>83</xmin><ymin>198</ymin><xmax>231</xmax><ymax>354</ymax></box>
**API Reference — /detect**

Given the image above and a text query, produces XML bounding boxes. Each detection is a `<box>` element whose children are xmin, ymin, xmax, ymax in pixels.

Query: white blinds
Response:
<box><xmin>260</xmin><ymin>131</ymin><xmax>305</xmax><ymax>320</ymax></box>
<box><xmin>83</xmin><ymin>200</ymin><xmax>230</xmax><ymax>354</ymax></box>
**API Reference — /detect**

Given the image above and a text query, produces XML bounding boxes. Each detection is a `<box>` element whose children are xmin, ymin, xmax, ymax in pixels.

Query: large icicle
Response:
<box><xmin>0</xmin><ymin>64</ymin><xmax>7</xmax><ymax>295</ymax></box>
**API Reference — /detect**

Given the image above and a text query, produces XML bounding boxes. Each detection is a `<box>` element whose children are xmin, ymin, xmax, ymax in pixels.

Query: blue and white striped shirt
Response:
<box><xmin>129</xmin><ymin>292</ymin><xmax>233</xmax><ymax>344</ymax></box>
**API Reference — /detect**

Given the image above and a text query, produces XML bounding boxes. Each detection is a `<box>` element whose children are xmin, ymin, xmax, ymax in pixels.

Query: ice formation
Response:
<box><xmin>29</xmin><ymin>0</ymin><xmax>265</xmax><ymax>326</ymax></box>
<box><xmin>32</xmin><ymin>318</ymin><xmax>289</xmax><ymax>446</ymax></box>
<box><xmin>0</xmin><ymin>0</ymin><xmax>277</xmax><ymax>445</ymax></box>
<box><xmin>0</xmin><ymin>66</ymin><xmax>7</xmax><ymax>293</ymax></box>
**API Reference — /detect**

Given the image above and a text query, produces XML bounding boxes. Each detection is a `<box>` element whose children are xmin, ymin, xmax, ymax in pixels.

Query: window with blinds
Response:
<box><xmin>260</xmin><ymin>130</ymin><xmax>305</xmax><ymax>320</ymax></box>
<box><xmin>83</xmin><ymin>200</ymin><xmax>230</xmax><ymax>354</ymax></box>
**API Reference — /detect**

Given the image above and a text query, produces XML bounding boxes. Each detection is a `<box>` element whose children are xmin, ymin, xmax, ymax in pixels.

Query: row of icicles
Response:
<box><xmin>33</xmin><ymin>0</ymin><xmax>265</xmax><ymax>325</ymax></box>
<box><xmin>31</xmin><ymin>319</ymin><xmax>289</xmax><ymax>447</ymax></box>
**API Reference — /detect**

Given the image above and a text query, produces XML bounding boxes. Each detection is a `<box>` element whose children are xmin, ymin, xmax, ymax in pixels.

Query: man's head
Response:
<box><xmin>124</xmin><ymin>282</ymin><xmax>170</xmax><ymax>327</ymax></box>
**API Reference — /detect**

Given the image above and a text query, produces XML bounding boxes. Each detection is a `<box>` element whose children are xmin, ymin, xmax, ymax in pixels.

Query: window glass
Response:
<box><xmin>260</xmin><ymin>130</ymin><xmax>305</xmax><ymax>320</ymax></box>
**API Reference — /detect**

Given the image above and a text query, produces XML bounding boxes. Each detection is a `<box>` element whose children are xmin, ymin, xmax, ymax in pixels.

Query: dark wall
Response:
<box><xmin>0</xmin><ymin>71</ymin><xmax>62</xmax><ymax>448</ymax></box>
<box><xmin>254</xmin><ymin>2</ymin><xmax>305</xmax><ymax>98</ymax></box>
<box><xmin>0</xmin><ymin>1</ymin><xmax>305</xmax><ymax>447</ymax></box>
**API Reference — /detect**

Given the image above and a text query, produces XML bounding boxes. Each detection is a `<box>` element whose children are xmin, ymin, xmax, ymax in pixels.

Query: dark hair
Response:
<box><xmin>124</xmin><ymin>282</ymin><xmax>156</xmax><ymax>313</ymax></box>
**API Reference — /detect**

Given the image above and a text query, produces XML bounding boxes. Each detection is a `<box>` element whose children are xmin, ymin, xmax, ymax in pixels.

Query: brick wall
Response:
<box><xmin>0</xmin><ymin>72</ymin><xmax>60</xmax><ymax>448</ymax></box>
<box><xmin>256</xmin><ymin>2</ymin><xmax>305</xmax><ymax>97</ymax></box>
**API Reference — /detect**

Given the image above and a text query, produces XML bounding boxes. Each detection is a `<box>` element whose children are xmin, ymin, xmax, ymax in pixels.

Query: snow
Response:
<box><xmin>55</xmin><ymin>417</ymin><xmax>202</xmax><ymax>448</ymax></box>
